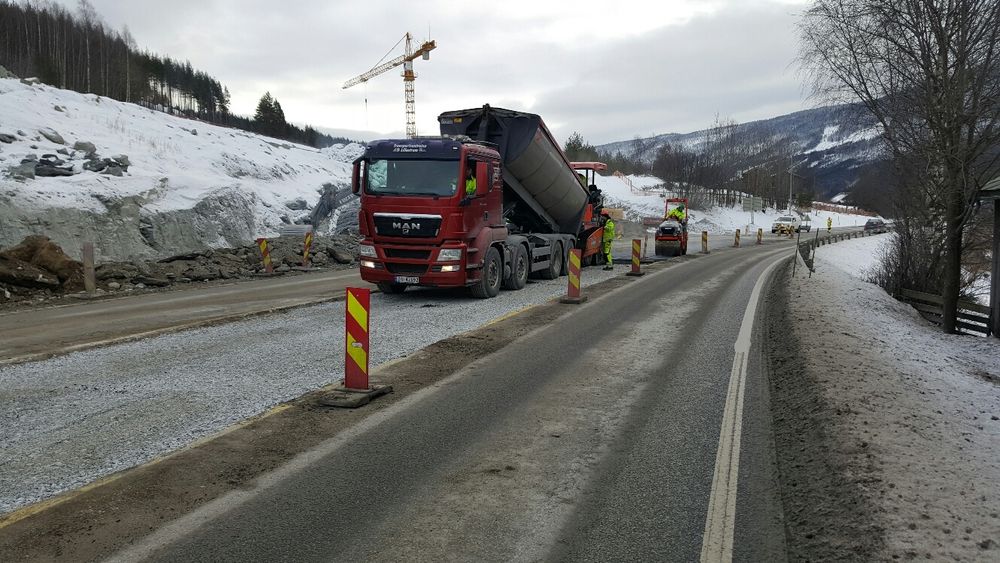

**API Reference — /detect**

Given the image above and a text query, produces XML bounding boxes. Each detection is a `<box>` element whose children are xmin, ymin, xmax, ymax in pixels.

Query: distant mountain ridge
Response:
<box><xmin>596</xmin><ymin>104</ymin><xmax>886</xmax><ymax>199</ymax></box>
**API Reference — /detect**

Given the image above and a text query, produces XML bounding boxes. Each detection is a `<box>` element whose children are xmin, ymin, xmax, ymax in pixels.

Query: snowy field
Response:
<box><xmin>789</xmin><ymin>234</ymin><xmax>1000</xmax><ymax>560</ymax></box>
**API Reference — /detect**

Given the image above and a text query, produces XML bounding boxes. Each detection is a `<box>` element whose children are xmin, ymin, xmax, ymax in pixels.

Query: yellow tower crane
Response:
<box><xmin>343</xmin><ymin>33</ymin><xmax>436</xmax><ymax>138</ymax></box>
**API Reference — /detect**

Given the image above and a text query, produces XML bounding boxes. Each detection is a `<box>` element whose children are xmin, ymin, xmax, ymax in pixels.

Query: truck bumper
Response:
<box><xmin>359</xmin><ymin>242</ymin><xmax>472</xmax><ymax>288</ymax></box>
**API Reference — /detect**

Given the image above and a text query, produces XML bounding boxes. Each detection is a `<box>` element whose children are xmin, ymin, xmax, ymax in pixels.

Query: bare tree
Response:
<box><xmin>800</xmin><ymin>0</ymin><xmax>1000</xmax><ymax>333</ymax></box>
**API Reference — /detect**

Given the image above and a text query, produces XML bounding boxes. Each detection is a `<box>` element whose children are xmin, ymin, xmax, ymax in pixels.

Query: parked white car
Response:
<box><xmin>771</xmin><ymin>215</ymin><xmax>800</xmax><ymax>233</ymax></box>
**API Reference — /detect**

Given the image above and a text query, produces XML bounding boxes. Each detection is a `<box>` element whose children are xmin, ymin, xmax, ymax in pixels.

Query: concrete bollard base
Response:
<box><xmin>319</xmin><ymin>383</ymin><xmax>392</xmax><ymax>409</ymax></box>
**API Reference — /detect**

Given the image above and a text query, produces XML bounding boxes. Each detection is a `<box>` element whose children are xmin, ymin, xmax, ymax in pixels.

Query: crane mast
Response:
<box><xmin>343</xmin><ymin>33</ymin><xmax>436</xmax><ymax>138</ymax></box>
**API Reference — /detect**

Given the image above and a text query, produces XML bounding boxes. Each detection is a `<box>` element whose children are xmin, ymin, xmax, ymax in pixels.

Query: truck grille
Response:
<box><xmin>384</xmin><ymin>248</ymin><xmax>432</xmax><ymax>260</ymax></box>
<box><xmin>373</xmin><ymin>214</ymin><xmax>442</xmax><ymax>238</ymax></box>
<box><xmin>385</xmin><ymin>263</ymin><xmax>428</xmax><ymax>275</ymax></box>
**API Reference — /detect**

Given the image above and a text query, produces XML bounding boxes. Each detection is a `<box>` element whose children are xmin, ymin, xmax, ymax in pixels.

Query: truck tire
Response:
<box><xmin>502</xmin><ymin>244</ymin><xmax>529</xmax><ymax>290</ymax></box>
<box><xmin>538</xmin><ymin>242</ymin><xmax>563</xmax><ymax>280</ymax></box>
<box><xmin>471</xmin><ymin>246</ymin><xmax>502</xmax><ymax>299</ymax></box>
<box><xmin>377</xmin><ymin>282</ymin><xmax>407</xmax><ymax>294</ymax></box>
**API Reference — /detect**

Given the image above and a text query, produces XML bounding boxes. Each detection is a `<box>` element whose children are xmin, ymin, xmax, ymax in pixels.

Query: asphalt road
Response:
<box><xmin>111</xmin><ymin>243</ymin><xmax>792</xmax><ymax>563</ymax></box>
<box><xmin>0</xmin><ymin>269</ymin><xmax>361</xmax><ymax>364</ymax></box>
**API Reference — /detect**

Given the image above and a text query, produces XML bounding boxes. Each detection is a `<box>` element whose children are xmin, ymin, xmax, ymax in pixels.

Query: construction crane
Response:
<box><xmin>343</xmin><ymin>33</ymin><xmax>436</xmax><ymax>138</ymax></box>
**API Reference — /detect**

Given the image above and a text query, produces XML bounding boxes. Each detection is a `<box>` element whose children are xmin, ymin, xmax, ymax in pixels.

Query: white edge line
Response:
<box><xmin>700</xmin><ymin>254</ymin><xmax>786</xmax><ymax>562</ymax></box>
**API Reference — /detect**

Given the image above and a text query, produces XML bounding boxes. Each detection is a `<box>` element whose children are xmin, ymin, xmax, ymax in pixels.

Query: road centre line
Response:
<box><xmin>699</xmin><ymin>254</ymin><xmax>786</xmax><ymax>562</ymax></box>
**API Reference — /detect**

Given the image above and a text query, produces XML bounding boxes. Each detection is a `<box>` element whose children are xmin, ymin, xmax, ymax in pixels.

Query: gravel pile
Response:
<box><xmin>0</xmin><ymin>265</ymin><xmax>624</xmax><ymax>514</ymax></box>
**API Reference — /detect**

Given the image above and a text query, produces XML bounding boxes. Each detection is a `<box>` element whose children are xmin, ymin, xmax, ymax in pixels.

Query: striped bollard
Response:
<box><xmin>701</xmin><ymin>231</ymin><xmax>710</xmax><ymax>254</ymax></box>
<box><xmin>734</xmin><ymin>229</ymin><xmax>741</xmax><ymax>248</ymax></box>
<box><xmin>344</xmin><ymin>287</ymin><xmax>370</xmax><ymax>390</ymax></box>
<box><xmin>757</xmin><ymin>228</ymin><xmax>763</xmax><ymax>245</ymax></box>
<box><xmin>559</xmin><ymin>249</ymin><xmax>587</xmax><ymax>304</ymax></box>
<box><xmin>82</xmin><ymin>242</ymin><xmax>96</xmax><ymax>296</ymax></box>
<box><xmin>320</xmin><ymin>287</ymin><xmax>392</xmax><ymax>408</ymax></box>
<box><xmin>627</xmin><ymin>239</ymin><xmax>645</xmax><ymax>277</ymax></box>
<box><xmin>302</xmin><ymin>231</ymin><xmax>314</xmax><ymax>267</ymax></box>
<box><xmin>256</xmin><ymin>238</ymin><xmax>274</xmax><ymax>274</ymax></box>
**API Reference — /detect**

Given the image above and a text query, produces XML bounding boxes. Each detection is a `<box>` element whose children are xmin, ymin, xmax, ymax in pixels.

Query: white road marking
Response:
<box><xmin>700</xmin><ymin>255</ymin><xmax>785</xmax><ymax>562</ymax></box>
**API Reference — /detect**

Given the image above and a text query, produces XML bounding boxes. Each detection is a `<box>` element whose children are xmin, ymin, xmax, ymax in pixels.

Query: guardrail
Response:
<box><xmin>898</xmin><ymin>289</ymin><xmax>992</xmax><ymax>336</ymax></box>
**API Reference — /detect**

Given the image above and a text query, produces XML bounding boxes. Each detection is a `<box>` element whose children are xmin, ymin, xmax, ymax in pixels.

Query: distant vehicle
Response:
<box><xmin>864</xmin><ymin>218</ymin><xmax>888</xmax><ymax>233</ymax></box>
<box><xmin>799</xmin><ymin>215</ymin><xmax>812</xmax><ymax>233</ymax></box>
<box><xmin>771</xmin><ymin>215</ymin><xmax>800</xmax><ymax>234</ymax></box>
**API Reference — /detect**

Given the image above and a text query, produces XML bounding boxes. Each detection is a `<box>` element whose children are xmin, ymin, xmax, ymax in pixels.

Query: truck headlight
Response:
<box><xmin>437</xmin><ymin>248</ymin><xmax>462</xmax><ymax>262</ymax></box>
<box><xmin>361</xmin><ymin>260</ymin><xmax>377</xmax><ymax>269</ymax></box>
<box><xmin>359</xmin><ymin>244</ymin><xmax>376</xmax><ymax>258</ymax></box>
<box><xmin>440</xmin><ymin>265</ymin><xmax>461</xmax><ymax>272</ymax></box>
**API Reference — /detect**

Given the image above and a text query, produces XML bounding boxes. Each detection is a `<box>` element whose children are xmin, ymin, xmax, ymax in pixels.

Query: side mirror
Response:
<box><xmin>351</xmin><ymin>158</ymin><xmax>363</xmax><ymax>195</ymax></box>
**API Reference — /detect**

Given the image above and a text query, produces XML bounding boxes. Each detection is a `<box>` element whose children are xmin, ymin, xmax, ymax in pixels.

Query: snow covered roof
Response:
<box><xmin>980</xmin><ymin>175</ymin><xmax>1000</xmax><ymax>200</ymax></box>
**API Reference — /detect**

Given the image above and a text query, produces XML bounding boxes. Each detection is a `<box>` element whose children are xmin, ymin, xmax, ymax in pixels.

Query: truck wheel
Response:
<box><xmin>377</xmin><ymin>282</ymin><xmax>407</xmax><ymax>294</ymax></box>
<box><xmin>538</xmin><ymin>242</ymin><xmax>562</xmax><ymax>280</ymax></box>
<box><xmin>502</xmin><ymin>244</ymin><xmax>529</xmax><ymax>290</ymax></box>
<box><xmin>471</xmin><ymin>246</ymin><xmax>502</xmax><ymax>299</ymax></box>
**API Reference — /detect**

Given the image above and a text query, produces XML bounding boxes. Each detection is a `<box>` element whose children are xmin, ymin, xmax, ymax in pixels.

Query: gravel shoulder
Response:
<box><xmin>767</xmin><ymin>249</ymin><xmax>1000</xmax><ymax>560</ymax></box>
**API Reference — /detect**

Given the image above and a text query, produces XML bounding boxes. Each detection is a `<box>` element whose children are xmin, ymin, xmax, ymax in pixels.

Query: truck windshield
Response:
<box><xmin>366</xmin><ymin>159</ymin><xmax>459</xmax><ymax>197</ymax></box>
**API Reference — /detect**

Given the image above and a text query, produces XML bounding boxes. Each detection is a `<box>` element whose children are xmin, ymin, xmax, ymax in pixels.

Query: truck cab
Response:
<box><xmin>353</xmin><ymin>139</ymin><xmax>505</xmax><ymax>295</ymax></box>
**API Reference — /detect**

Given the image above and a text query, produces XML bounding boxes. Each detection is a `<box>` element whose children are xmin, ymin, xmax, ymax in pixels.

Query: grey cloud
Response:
<box><xmin>53</xmin><ymin>1</ymin><xmax>809</xmax><ymax>144</ymax></box>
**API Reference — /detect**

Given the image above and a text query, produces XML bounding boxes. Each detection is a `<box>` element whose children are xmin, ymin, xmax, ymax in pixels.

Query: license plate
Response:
<box><xmin>394</xmin><ymin>276</ymin><xmax>420</xmax><ymax>284</ymax></box>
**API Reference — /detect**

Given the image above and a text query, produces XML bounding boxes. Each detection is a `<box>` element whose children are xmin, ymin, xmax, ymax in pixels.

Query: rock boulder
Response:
<box><xmin>73</xmin><ymin>141</ymin><xmax>97</xmax><ymax>156</ymax></box>
<box><xmin>38</xmin><ymin>127</ymin><xmax>65</xmax><ymax>145</ymax></box>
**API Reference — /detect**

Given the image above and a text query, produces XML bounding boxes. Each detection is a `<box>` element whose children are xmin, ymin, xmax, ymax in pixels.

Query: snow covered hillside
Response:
<box><xmin>0</xmin><ymin>78</ymin><xmax>363</xmax><ymax>261</ymax></box>
<box><xmin>594</xmin><ymin>172</ymin><xmax>881</xmax><ymax>234</ymax></box>
<box><xmin>596</xmin><ymin>104</ymin><xmax>885</xmax><ymax>199</ymax></box>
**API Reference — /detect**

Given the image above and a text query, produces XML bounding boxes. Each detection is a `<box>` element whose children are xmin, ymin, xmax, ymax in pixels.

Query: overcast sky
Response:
<box><xmin>52</xmin><ymin>0</ymin><xmax>812</xmax><ymax>144</ymax></box>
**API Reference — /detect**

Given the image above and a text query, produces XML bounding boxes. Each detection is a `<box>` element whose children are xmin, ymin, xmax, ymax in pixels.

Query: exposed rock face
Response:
<box><xmin>0</xmin><ymin>232</ymin><xmax>360</xmax><ymax>305</ymax></box>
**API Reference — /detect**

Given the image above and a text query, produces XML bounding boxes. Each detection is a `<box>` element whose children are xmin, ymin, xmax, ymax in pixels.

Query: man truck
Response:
<box><xmin>351</xmin><ymin>105</ymin><xmax>606</xmax><ymax>298</ymax></box>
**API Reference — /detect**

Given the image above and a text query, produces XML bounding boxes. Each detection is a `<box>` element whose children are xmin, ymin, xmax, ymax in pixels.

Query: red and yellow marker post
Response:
<box><xmin>757</xmin><ymin>228</ymin><xmax>763</xmax><ymax>245</ymax></box>
<box><xmin>319</xmin><ymin>287</ymin><xmax>392</xmax><ymax>408</ymax></box>
<box><xmin>560</xmin><ymin>249</ymin><xmax>587</xmax><ymax>304</ymax></box>
<box><xmin>344</xmin><ymin>287</ymin><xmax>370</xmax><ymax>390</ymax></box>
<box><xmin>627</xmin><ymin>238</ymin><xmax>645</xmax><ymax>277</ymax></box>
<box><xmin>302</xmin><ymin>231</ymin><xmax>314</xmax><ymax>268</ymax></box>
<box><xmin>701</xmin><ymin>231</ymin><xmax>710</xmax><ymax>254</ymax></box>
<box><xmin>256</xmin><ymin>238</ymin><xmax>274</xmax><ymax>274</ymax></box>
<box><xmin>734</xmin><ymin>229</ymin><xmax>741</xmax><ymax>248</ymax></box>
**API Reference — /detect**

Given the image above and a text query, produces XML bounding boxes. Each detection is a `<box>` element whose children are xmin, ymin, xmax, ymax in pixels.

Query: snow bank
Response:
<box><xmin>0</xmin><ymin>78</ymin><xmax>361</xmax><ymax>259</ymax></box>
<box><xmin>782</xmin><ymin>244</ymin><xmax>1000</xmax><ymax>560</ymax></box>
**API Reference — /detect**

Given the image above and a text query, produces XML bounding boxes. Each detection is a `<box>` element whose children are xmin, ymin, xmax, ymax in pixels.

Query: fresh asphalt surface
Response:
<box><xmin>112</xmin><ymin>242</ymin><xmax>793</xmax><ymax>562</ymax></box>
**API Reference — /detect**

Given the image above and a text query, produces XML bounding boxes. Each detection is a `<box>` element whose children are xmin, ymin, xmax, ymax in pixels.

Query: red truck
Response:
<box><xmin>351</xmin><ymin>105</ymin><xmax>606</xmax><ymax>298</ymax></box>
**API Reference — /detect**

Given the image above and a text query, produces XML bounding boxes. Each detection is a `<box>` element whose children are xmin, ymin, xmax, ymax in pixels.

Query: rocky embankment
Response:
<box><xmin>0</xmin><ymin>234</ymin><xmax>359</xmax><ymax>308</ymax></box>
